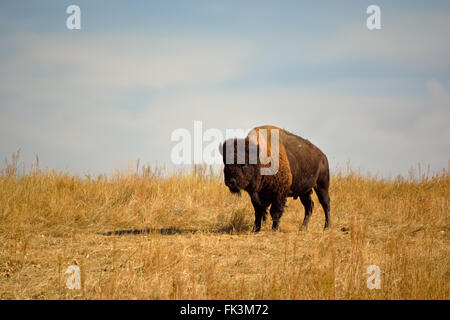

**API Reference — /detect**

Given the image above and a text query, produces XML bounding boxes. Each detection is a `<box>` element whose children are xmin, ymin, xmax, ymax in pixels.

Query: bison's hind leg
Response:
<box><xmin>299</xmin><ymin>191</ymin><xmax>314</xmax><ymax>231</ymax></box>
<box><xmin>314</xmin><ymin>185</ymin><xmax>331</xmax><ymax>230</ymax></box>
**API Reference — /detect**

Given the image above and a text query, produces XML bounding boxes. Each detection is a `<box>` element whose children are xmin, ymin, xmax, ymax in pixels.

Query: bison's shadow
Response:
<box><xmin>104</xmin><ymin>227</ymin><xmax>193</xmax><ymax>236</ymax></box>
<box><xmin>103</xmin><ymin>225</ymin><xmax>253</xmax><ymax>236</ymax></box>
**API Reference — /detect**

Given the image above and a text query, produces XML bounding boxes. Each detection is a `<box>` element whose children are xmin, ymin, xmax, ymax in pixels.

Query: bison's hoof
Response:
<box><xmin>272</xmin><ymin>222</ymin><xmax>280</xmax><ymax>231</ymax></box>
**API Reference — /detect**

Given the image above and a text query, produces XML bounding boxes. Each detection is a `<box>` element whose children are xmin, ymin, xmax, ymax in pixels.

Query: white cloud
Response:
<box><xmin>0</xmin><ymin>32</ymin><xmax>257</xmax><ymax>173</ymax></box>
<box><xmin>1</xmin><ymin>74</ymin><xmax>448</xmax><ymax>176</ymax></box>
<box><xmin>130</xmin><ymin>80</ymin><xmax>449</xmax><ymax>176</ymax></box>
<box><xmin>0</xmin><ymin>33</ymin><xmax>255</xmax><ymax>93</ymax></box>
<box><xmin>271</xmin><ymin>12</ymin><xmax>450</xmax><ymax>72</ymax></box>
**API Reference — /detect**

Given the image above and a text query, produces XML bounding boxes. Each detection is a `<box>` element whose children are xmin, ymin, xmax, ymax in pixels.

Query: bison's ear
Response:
<box><xmin>218</xmin><ymin>142</ymin><xmax>223</xmax><ymax>156</ymax></box>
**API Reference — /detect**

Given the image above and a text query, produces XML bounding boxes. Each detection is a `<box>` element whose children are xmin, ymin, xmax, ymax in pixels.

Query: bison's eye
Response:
<box><xmin>241</xmin><ymin>164</ymin><xmax>248</xmax><ymax>174</ymax></box>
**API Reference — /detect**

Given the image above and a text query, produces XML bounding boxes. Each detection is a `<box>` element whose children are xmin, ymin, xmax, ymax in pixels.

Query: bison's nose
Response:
<box><xmin>225</xmin><ymin>179</ymin><xmax>237</xmax><ymax>189</ymax></box>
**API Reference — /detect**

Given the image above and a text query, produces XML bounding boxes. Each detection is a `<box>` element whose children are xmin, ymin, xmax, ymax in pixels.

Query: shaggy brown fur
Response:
<box><xmin>220</xmin><ymin>125</ymin><xmax>331</xmax><ymax>232</ymax></box>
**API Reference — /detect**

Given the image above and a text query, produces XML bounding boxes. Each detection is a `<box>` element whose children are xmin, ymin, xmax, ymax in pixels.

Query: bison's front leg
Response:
<box><xmin>270</xmin><ymin>196</ymin><xmax>287</xmax><ymax>231</ymax></box>
<box><xmin>250</xmin><ymin>193</ymin><xmax>268</xmax><ymax>232</ymax></box>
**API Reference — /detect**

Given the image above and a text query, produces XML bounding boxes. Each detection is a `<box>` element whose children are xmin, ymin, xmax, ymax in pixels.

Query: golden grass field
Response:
<box><xmin>0</xmin><ymin>153</ymin><xmax>448</xmax><ymax>300</ymax></box>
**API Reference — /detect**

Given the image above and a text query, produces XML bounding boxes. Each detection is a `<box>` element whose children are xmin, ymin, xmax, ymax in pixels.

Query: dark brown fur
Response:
<box><xmin>220</xmin><ymin>125</ymin><xmax>331</xmax><ymax>232</ymax></box>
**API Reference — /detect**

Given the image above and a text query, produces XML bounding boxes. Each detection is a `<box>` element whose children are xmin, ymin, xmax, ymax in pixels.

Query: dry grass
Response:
<box><xmin>0</xmin><ymin>154</ymin><xmax>448</xmax><ymax>299</ymax></box>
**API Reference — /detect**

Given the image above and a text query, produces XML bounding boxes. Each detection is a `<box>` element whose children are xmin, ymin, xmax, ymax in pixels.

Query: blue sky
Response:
<box><xmin>0</xmin><ymin>1</ymin><xmax>449</xmax><ymax>177</ymax></box>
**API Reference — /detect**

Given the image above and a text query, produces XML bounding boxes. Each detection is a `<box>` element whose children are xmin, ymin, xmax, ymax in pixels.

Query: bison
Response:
<box><xmin>219</xmin><ymin>125</ymin><xmax>331</xmax><ymax>232</ymax></box>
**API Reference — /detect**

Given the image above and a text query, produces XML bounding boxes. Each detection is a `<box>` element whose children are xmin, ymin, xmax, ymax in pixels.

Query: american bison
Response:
<box><xmin>219</xmin><ymin>125</ymin><xmax>331</xmax><ymax>232</ymax></box>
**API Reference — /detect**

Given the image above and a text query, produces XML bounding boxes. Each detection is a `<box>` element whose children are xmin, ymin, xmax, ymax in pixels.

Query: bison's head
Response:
<box><xmin>219</xmin><ymin>138</ymin><xmax>259</xmax><ymax>194</ymax></box>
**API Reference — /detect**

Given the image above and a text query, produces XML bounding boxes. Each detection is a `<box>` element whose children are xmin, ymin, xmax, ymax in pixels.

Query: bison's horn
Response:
<box><xmin>218</xmin><ymin>142</ymin><xmax>223</xmax><ymax>156</ymax></box>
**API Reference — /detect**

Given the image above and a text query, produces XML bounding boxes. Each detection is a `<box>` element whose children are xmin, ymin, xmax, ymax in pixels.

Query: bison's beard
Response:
<box><xmin>228</xmin><ymin>186</ymin><xmax>242</xmax><ymax>196</ymax></box>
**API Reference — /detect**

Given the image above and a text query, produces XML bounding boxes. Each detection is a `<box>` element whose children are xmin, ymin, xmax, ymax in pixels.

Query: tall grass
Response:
<box><xmin>0</xmin><ymin>155</ymin><xmax>448</xmax><ymax>299</ymax></box>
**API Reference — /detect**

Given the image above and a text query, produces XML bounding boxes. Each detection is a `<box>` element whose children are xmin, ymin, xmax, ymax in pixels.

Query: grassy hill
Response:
<box><xmin>0</xmin><ymin>158</ymin><xmax>448</xmax><ymax>299</ymax></box>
